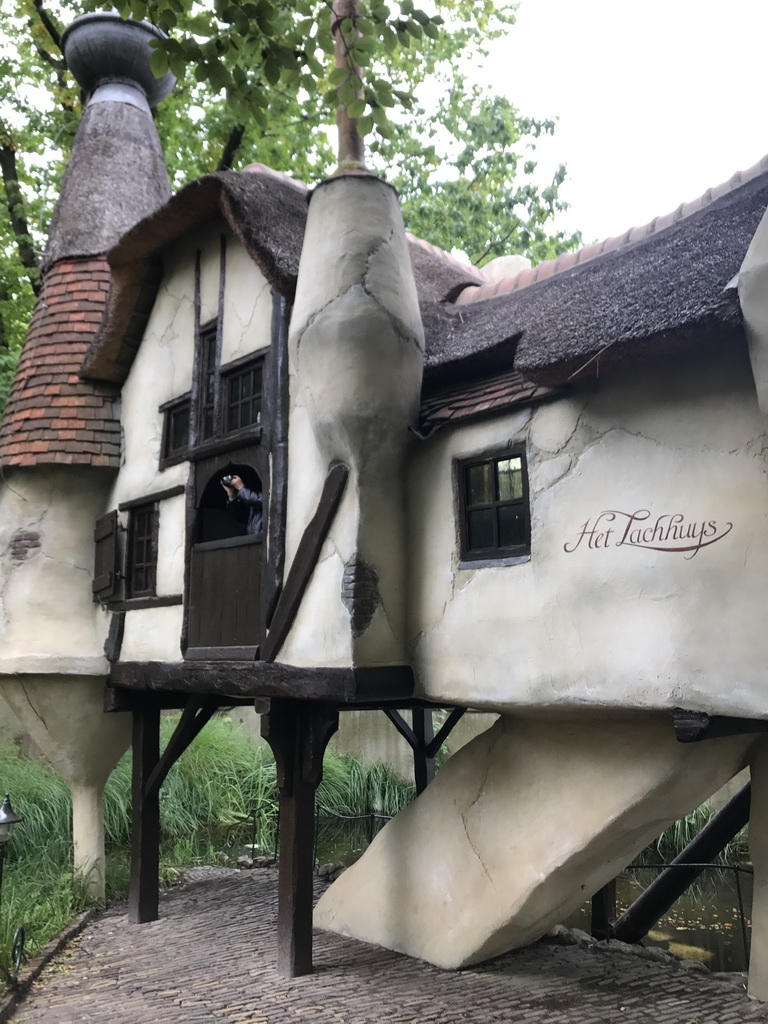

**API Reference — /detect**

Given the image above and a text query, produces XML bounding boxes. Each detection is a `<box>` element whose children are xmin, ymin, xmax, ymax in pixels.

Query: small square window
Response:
<box><xmin>127</xmin><ymin>504</ymin><xmax>158</xmax><ymax>598</ymax></box>
<box><xmin>459</xmin><ymin>450</ymin><xmax>530</xmax><ymax>562</ymax></box>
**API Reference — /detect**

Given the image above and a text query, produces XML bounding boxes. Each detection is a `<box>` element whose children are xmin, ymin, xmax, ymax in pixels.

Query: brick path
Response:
<box><xmin>9</xmin><ymin>869</ymin><xmax>768</xmax><ymax>1024</ymax></box>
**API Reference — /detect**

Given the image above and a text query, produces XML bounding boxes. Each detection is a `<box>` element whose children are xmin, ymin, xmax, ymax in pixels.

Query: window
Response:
<box><xmin>225</xmin><ymin>360</ymin><xmax>262</xmax><ymax>434</ymax></box>
<box><xmin>160</xmin><ymin>395</ymin><xmax>191</xmax><ymax>465</ymax></box>
<box><xmin>127</xmin><ymin>504</ymin><xmax>158</xmax><ymax>597</ymax></box>
<box><xmin>199</xmin><ymin>323</ymin><xmax>218</xmax><ymax>441</ymax></box>
<box><xmin>458</xmin><ymin>450</ymin><xmax>530</xmax><ymax>562</ymax></box>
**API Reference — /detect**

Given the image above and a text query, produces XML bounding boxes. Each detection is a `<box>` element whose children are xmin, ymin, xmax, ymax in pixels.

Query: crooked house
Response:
<box><xmin>4</xmin><ymin>9</ymin><xmax>768</xmax><ymax>997</ymax></box>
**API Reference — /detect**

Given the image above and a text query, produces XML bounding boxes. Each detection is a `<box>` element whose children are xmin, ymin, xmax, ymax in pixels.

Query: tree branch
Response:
<box><xmin>33</xmin><ymin>0</ymin><xmax>62</xmax><ymax>51</ymax></box>
<box><xmin>31</xmin><ymin>41</ymin><xmax>65</xmax><ymax>70</ymax></box>
<box><xmin>0</xmin><ymin>138</ymin><xmax>41</xmax><ymax>296</ymax></box>
<box><xmin>216</xmin><ymin>124</ymin><xmax>245</xmax><ymax>171</ymax></box>
<box><xmin>332</xmin><ymin>0</ymin><xmax>366</xmax><ymax>167</ymax></box>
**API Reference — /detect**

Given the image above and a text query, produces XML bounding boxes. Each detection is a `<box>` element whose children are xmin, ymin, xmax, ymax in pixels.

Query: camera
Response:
<box><xmin>222</xmin><ymin>475</ymin><xmax>234</xmax><ymax>486</ymax></box>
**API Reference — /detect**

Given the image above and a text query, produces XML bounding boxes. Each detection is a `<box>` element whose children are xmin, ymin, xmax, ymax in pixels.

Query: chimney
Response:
<box><xmin>0</xmin><ymin>11</ymin><xmax>175</xmax><ymax>468</ymax></box>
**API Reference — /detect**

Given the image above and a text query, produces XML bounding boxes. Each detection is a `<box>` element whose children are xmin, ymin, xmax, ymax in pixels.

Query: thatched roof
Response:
<box><xmin>82</xmin><ymin>167</ymin><xmax>483</xmax><ymax>383</ymax></box>
<box><xmin>43</xmin><ymin>100</ymin><xmax>171</xmax><ymax>270</ymax></box>
<box><xmin>83</xmin><ymin>160</ymin><xmax>768</xmax><ymax>390</ymax></box>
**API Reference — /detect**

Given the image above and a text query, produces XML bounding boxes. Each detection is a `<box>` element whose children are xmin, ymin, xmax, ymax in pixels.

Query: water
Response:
<box><xmin>567</xmin><ymin>866</ymin><xmax>753</xmax><ymax>972</ymax></box>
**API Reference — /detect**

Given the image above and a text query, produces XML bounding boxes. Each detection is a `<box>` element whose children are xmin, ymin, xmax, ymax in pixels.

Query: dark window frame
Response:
<box><xmin>159</xmin><ymin>393</ymin><xmax>191</xmax><ymax>469</ymax></box>
<box><xmin>223</xmin><ymin>354</ymin><xmax>263</xmax><ymax>435</ymax></box>
<box><xmin>458</xmin><ymin>448</ymin><xmax>531</xmax><ymax>563</ymax></box>
<box><xmin>198</xmin><ymin>321</ymin><xmax>219</xmax><ymax>443</ymax></box>
<box><xmin>126</xmin><ymin>503</ymin><xmax>159</xmax><ymax>598</ymax></box>
<box><xmin>158</xmin><ymin>351</ymin><xmax>266</xmax><ymax>470</ymax></box>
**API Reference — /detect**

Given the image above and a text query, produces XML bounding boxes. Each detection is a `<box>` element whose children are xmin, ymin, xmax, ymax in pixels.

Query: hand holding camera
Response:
<box><xmin>221</xmin><ymin>474</ymin><xmax>244</xmax><ymax>499</ymax></box>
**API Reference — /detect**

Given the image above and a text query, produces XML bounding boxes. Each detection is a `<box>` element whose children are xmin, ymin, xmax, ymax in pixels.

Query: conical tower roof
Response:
<box><xmin>0</xmin><ymin>12</ymin><xmax>174</xmax><ymax>468</ymax></box>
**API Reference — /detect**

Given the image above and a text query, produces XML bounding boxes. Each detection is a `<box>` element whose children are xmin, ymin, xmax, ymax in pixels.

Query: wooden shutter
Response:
<box><xmin>93</xmin><ymin>510</ymin><xmax>120</xmax><ymax>600</ymax></box>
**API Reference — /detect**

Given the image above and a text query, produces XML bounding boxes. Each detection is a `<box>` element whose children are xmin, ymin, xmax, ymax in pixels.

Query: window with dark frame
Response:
<box><xmin>225</xmin><ymin>360</ymin><xmax>262</xmax><ymax>434</ymax></box>
<box><xmin>158</xmin><ymin>327</ymin><xmax>264</xmax><ymax>468</ymax></box>
<box><xmin>162</xmin><ymin>397</ymin><xmax>191</xmax><ymax>462</ymax></box>
<box><xmin>459</xmin><ymin>450</ymin><xmax>530</xmax><ymax>562</ymax></box>
<box><xmin>199</xmin><ymin>323</ymin><xmax>218</xmax><ymax>441</ymax></box>
<box><xmin>127</xmin><ymin>504</ymin><xmax>158</xmax><ymax>597</ymax></box>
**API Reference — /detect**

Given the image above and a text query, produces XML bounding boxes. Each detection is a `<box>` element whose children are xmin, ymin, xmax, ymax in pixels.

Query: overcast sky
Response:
<box><xmin>482</xmin><ymin>0</ymin><xmax>768</xmax><ymax>244</ymax></box>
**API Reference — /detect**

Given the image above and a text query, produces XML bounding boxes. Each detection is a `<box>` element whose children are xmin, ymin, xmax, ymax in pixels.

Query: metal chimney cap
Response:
<box><xmin>61</xmin><ymin>11</ymin><xmax>176</xmax><ymax>106</ymax></box>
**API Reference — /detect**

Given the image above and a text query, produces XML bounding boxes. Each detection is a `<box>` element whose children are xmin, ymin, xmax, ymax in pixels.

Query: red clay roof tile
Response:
<box><xmin>0</xmin><ymin>256</ymin><xmax>120</xmax><ymax>468</ymax></box>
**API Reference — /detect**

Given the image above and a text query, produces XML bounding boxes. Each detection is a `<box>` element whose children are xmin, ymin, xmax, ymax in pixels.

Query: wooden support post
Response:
<box><xmin>590</xmin><ymin>878</ymin><xmax>617</xmax><ymax>940</ymax></box>
<box><xmin>611</xmin><ymin>782</ymin><xmax>751</xmax><ymax>944</ymax></box>
<box><xmin>129</xmin><ymin>704</ymin><xmax>161</xmax><ymax>924</ymax></box>
<box><xmin>262</xmin><ymin>700</ymin><xmax>339</xmax><ymax>978</ymax></box>
<box><xmin>412</xmin><ymin>708</ymin><xmax>435</xmax><ymax>796</ymax></box>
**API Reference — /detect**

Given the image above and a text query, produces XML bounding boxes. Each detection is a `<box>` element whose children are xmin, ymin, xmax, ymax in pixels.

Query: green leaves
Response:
<box><xmin>0</xmin><ymin>0</ymin><xmax>579</xmax><ymax>384</ymax></box>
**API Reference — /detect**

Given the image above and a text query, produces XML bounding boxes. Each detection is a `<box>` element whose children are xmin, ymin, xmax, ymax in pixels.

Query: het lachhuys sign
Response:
<box><xmin>563</xmin><ymin>509</ymin><xmax>732</xmax><ymax>560</ymax></box>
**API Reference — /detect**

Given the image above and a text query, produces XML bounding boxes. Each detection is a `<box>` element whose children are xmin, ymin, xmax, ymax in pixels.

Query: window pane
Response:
<box><xmin>498</xmin><ymin>505</ymin><xmax>526</xmax><ymax>548</ymax></box>
<box><xmin>466</xmin><ymin>463</ymin><xmax>493</xmax><ymax>505</ymax></box>
<box><xmin>169</xmin><ymin>405</ymin><xmax>189</xmax><ymax>453</ymax></box>
<box><xmin>468</xmin><ymin>508</ymin><xmax>494</xmax><ymax>550</ymax></box>
<box><xmin>203</xmin><ymin>407</ymin><xmax>214</xmax><ymax>439</ymax></box>
<box><xmin>497</xmin><ymin>457</ymin><xmax>523</xmax><ymax>501</ymax></box>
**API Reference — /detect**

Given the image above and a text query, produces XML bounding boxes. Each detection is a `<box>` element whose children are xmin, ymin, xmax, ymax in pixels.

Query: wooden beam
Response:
<box><xmin>262</xmin><ymin>292</ymin><xmax>290</xmax><ymax>633</ymax></box>
<box><xmin>610</xmin><ymin>782</ymin><xmax>751</xmax><ymax>944</ymax></box>
<box><xmin>109</xmin><ymin>660</ymin><xmax>413</xmax><ymax>704</ymax></box>
<box><xmin>144</xmin><ymin>696</ymin><xmax>218</xmax><ymax>801</ymax></box>
<box><xmin>412</xmin><ymin>708</ymin><xmax>435</xmax><ymax>795</ymax></box>
<box><xmin>425</xmin><ymin>707</ymin><xmax>466</xmax><ymax>759</ymax></box>
<box><xmin>261</xmin><ymin>463</ymin><xmax>349</xmax><ymax>663</ymax></box>
<box><xmin>384</xmin><ymin>707</ymin><xmax>464</xmax><ymax>795</ymax></box>
<box><xmin>590</xmin><ymin>879</ymin><xmax>617</xmax><ymax>940</ymax></box>
<box><xmin>674</xmin><ymin>708</ymin><xmax>768</xmax><ymax>743</ymax></box>
<box><xmin>261</xmin><ymin>701</ymin><xmax>339</xmax><ymax>977</ymax></box>
<box><xmin>129</xmin><ymin>705</ymin><xmax>161</xmax><ymax>924</ymax></box>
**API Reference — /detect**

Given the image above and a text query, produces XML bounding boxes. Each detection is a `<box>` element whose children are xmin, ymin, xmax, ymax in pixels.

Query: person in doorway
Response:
<box><xmin>221</xmin><ymin>474</ymin><xmax>263</xmax><ymax>535</ymax></box>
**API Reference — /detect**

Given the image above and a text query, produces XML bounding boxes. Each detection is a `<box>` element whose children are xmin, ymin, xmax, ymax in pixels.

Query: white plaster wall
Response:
<box><xmin>120</xmin><ymin>604</ymin><xmax>184</xmax><ymax>662</ymax></box>
<box><xmin>409</xmin><ymin>344</ymin><xmax>768</xmax><ymax>717</ymax></box>
<box><xmin>110</xmin><ymin>221</ymin><xmax>271</xmax><ymax>508</ymax></box>
<box><xmin>280</xmin><ymin>176</ymin><xmax>423</xmax><ymax>668</ymax></box>
<box><xmin>0</xmin><ymin>467</ymin><xmax>112</xmax><ymax>674</ymax></box>
<box><xmin>155</xmin><ymin>493</ymin><xmax>186</xmax><ymax>595</ymax></box>
<box><xmin>220</xmin><ymin>226</ymin><xmax>272</xmax><ymax>365</ymax></box>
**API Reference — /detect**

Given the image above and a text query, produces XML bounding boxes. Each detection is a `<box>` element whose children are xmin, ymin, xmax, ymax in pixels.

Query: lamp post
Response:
<box><xmin>0</xmin><ymin>795</ymin><xmax>24</xmax><ymax>988</ymax></box>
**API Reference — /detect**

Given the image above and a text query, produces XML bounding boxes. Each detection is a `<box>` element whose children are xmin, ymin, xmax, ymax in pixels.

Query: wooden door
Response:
<box><xmin>186</xmin><ymin>444</ymin><xmax>266</xmax><ymax>655</ymax></box>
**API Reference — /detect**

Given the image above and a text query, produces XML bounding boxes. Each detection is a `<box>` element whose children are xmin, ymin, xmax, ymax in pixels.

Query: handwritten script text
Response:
<box><xmin>563</xmin><ymin>510</ymin><xmax>733</xmax><ymax>559</ymax></box>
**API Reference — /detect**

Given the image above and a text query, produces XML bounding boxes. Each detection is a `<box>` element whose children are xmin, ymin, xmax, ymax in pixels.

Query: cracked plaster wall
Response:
<box><xmin>407</xmin><ymin>341</ymin><xmax>768</xmax><ymax>716</ymax></box>
<box><xmin>280</xmin><ymin>176</ymin><xmax>423</xmax><ymax>668</ymax></box>
<box><xmin>0</xmin><ymin>467</ymin><xmax>113</xmax><ymax>674</ymax></box>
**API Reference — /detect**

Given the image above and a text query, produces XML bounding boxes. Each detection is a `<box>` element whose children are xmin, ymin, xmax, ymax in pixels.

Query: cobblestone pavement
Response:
<box><xmin>9</xmin><ymin>869</ymin><xmax>768</xmax><ymax>1024</ymax></box>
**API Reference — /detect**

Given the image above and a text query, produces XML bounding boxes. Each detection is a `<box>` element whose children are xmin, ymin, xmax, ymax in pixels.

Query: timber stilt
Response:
<box><xmin>262</xmin><ymin>700</ymin><xmax>339</xmax><ymax>977</ymax></box>
<box><xmin>129</xmin><ymin>704</ymin><xmax>161</xmax><ymax>924</ymax></box>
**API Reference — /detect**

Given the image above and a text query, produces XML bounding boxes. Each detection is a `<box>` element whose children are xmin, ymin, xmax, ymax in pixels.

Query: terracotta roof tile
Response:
<box><xmin>419</xmin><ymin>366</ymin><xmax>564</xmax><ymax>431</ymax></box>
<box><xmin>0</xmin><ymin>257</ymin><xmax>120</xmax><ymax>468</ymax></box>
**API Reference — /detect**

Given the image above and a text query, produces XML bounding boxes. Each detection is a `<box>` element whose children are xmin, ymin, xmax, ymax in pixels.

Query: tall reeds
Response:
<box><xmin>0</xmin><ymin>713</ymin><xmax>415</xmax><ymax>965</ymax></box>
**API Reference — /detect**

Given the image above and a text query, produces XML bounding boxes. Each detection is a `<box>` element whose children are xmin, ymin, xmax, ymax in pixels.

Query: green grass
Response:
<box><xmin>0</xmin><ymin>714</ymin><xmax>415</xmax><ymax>968</ymax></box>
